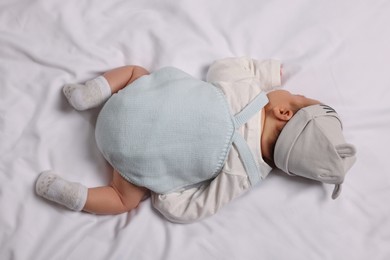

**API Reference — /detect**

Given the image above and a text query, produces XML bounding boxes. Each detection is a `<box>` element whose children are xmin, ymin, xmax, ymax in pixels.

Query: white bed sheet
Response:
<box><xmin>1</xmin><ymin>0</ymin><xmax>389</xmax><ymax>259</ymax></box>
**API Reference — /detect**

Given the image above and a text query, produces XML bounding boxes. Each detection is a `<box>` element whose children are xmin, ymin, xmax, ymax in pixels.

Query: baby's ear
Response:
<box><xmin>272</xmin><ymin>106</ymin><xmax>294</xmax><ymax>121</ymax></box>
<box><xmin>335</xmin><ymin>143</ymin><xmax>356</xmax><ymax>158</ymax></box>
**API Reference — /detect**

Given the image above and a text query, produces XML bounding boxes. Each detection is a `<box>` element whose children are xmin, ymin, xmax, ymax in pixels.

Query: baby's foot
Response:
<box><xmin>36</xmin><ymin>171</ymin><xmax>88</xmax><ymax>211</ymax></box>
<box><xmin>63</xmin><ymin>76</ymin><xmax>111</xmax><ymax>111</ymax></box>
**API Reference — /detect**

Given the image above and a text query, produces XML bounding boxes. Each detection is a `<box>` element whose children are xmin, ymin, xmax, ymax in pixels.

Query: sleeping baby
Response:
<box><xmin>35</xmin><ymin>57</ymin><xmax>356</xmax><ymax>223</ymax></box>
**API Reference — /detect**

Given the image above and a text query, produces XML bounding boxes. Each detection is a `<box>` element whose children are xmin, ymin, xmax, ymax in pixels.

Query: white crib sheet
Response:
<box><xmin>1</xmin><ymin>0</ymin><xmax>389</xmax><ymax>259</ymax></box>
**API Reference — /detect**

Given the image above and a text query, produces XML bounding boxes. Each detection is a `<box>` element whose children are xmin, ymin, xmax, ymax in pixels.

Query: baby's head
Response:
<box><xmin>262</xmin><ymin>90</ymin><xmax>356</xmax><ymax>199</ymax></box>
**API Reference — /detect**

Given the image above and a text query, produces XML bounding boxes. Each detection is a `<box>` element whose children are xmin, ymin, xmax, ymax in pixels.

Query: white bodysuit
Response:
<box><xmin>151</xmin><ymin>57</ymin><xmax>282</xmax><ymax>223</ymax></box>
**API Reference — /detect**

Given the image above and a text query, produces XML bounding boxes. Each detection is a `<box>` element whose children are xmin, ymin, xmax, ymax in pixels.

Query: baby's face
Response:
<box><xmin>268</xmin><ymin>90</ymin><xmax>320</xmax><ymax>110</ymax></box>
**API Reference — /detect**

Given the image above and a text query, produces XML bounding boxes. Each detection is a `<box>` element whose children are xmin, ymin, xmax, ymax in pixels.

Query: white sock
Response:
<box><xmin>35</xmin><ymin>171</ymin><xmax>88</xmax><ymax>211</ymax></box>
<box><xmin>63</xmin><ymin>76</ymin><xmax>112</xmax><ymax>111</ymax></box>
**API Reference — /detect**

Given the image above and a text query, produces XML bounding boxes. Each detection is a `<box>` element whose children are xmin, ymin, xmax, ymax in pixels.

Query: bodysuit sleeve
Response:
<box><xmin>206</xmin><ymin>56</ymin><xmax>282</xmax><ymax>92</ymax></box>
<box><xmin>151</xmin><ymin>169</ymin><xmax>250</xmax><ymax>224</ymax></box>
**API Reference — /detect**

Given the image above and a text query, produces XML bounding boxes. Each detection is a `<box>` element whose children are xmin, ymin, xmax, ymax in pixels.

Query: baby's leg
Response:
<box><xmin>64</xmin><ymin>65</ymin><xmax>149</xmax><ymax>111</ymax></box>
<box><xmin>36</xmin><ymin>169</ymin><xmax>149</xmax><ymax>215</ymax></box>
<box><xmin>36</xmin><ymin>171</ymin><xmax>88</xmax><ymax>211</ymax></box>
<box><xmin>103</xmin><ymin>65</ymin><xmax>149</xmax><ymax>94</ymax></box>
<box><xmin>83</xmin><ymin>169</ymin><xmax>148</xmax><ymax>215</ymax></box>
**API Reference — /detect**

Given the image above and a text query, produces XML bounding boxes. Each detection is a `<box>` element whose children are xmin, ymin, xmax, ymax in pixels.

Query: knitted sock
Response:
<box><xmin>63</xmin><ymin>76</ymin><xmax>112</xmax><ymax>111</ymax></box>
<box><xmin>35</xmin><ymin>171</ymin><xmax>88</xmax><ymax>212</ymax></box>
